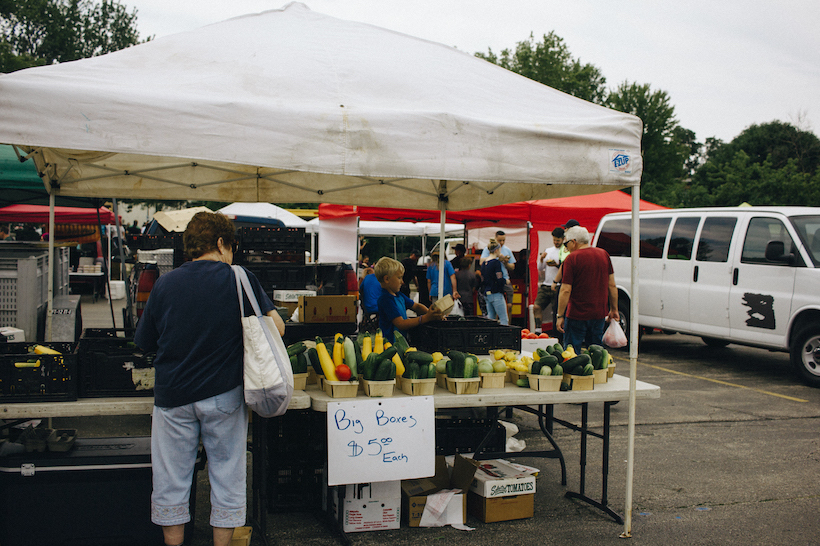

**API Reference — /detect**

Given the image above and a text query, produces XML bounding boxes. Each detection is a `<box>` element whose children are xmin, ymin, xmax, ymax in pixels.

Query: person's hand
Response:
<box><xmin>500</xmin><ymin>255</ymin><xmax>510</xmax><ymax>263</ymax></box>
<box><xmin>556</xmin><ymin>316</ymin><xmax>565</xmax><ymax>333</ymax></box>
<box><xmin>608</xmin><ymin>309</ymin><xmax>620</xmax><ymax>322</ymax></box>
<box><xmin>427</xmin><ymin>307</ymin><xmax>445</xmax><ymax>321</ymax></box>
<box><xmin>452</xmin><ymin>292</ymin><xmax>460</xmax><ymax>299</ymax></box>
<box><xmin>539</xmin><ymin>251</ymin><xmax>547</xmax><ymax>261</ymax></box>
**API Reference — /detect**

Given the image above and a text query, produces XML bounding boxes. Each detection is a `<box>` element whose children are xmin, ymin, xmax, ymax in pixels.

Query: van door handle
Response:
<box><xmin>693</xmin><ymin>265</ymin><xmax>699</xmax><ymax>282</ymax></box>
<box><xmin>733</xmin><ymin>268</ymin><xmax>739</xmax><ymax>285</ymax></box>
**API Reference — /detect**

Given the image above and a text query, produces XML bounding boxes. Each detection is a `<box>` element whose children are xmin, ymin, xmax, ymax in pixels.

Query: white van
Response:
<box><xmin>592</xmin><ymin>207</ymin><xmax>820</xmax><ymax>387</ymax></box>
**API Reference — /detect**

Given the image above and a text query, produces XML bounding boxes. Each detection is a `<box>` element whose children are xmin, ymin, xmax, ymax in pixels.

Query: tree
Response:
<box><xmin>687</xmin><ymin>121</ymin><xmax>820</xmax><ymax>207</ymax></box>
<box><xmin>0</xmin><ymin>0</ymin><xmax>143</xmax><ymax>72</ymax></box>
<box><xmin>605</xmin><ymin>82</ymin><xmax>694</xmax><ymax>206</ymax></box>
<box><xmin>476</xmin><ymin>32</ymin><xmax>607</xmax><ymax>104</ymax></box>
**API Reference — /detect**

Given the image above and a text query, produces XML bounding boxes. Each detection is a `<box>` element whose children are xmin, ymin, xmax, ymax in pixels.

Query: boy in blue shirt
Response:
<box><xmin>375</xmin><ymin>256</ymin><xmax>444</xmax><ymax>343</ymax></box>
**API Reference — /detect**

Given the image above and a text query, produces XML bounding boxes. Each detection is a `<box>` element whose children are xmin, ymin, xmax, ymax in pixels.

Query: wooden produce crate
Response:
<box><xmin>479</xmin><ymin>372</ymin><xmax>506</xmax><ymax>389</ymax></box>
<box><xmin>323</xmin><ymin>379</ymin><xmax>359</xmax><ymax>398</ymax></box>
<box><xmin>527</xmin><ymin>374</ymin><xmax>562</xmax><ymax>392</ymax></box>
<box><xmin>446</xmin><ymin>377</ymin><xmax>480</xmax><ymax>395</ymax></box>
<box><xmin>362</xmin><ymin>378</ymin><xmax>395</xmax><ymax>397</ymax></box>
<box><xmin>401</xmin><ymin>377</ymin><xmax>436</xmax><ymax>396</ymax></box>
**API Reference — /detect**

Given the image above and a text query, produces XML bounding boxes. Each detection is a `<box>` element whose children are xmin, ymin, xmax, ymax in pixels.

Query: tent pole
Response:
<box><xmin>437</xmin><ymin>190</ymin><xmax>446</xmax><ymax>302</ymax></box>
<box><xmin>621</xmin><ymin>188</ymin><xmax>640</xmax><ymax>538</ymax></box>
<box><xmin>46</xmin><ymin>192</ymin><xmax>56</xmax><ymax>341</ymax></box>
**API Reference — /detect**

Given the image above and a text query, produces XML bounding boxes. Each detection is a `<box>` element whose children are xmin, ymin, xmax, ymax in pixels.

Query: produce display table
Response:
<box><xmin>0</xmin><ymin>391</ymin><xmax>311</xmax><ymax>545</ymax></box>
<box><xmin>307</xmin><ymin>374</ymin><xmax>660</xmax><ymax>524</ymax></box>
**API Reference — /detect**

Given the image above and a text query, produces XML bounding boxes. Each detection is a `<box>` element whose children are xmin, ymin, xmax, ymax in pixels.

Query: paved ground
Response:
<box><xmin>70</xmin><ymin>295</ymin><xmax>820</xmax><ymax>545</ymax></box>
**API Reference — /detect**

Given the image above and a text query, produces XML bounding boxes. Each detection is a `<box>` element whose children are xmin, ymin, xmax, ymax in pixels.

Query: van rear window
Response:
<box><xmin>596</xmin><ymin>218</ymin><xmax>671</xmax><ymax>258</ymax></box>
<box><xmin>696</xmin><ymin>217</ymin><xmax>737</xmax><ymax>262</ymax></box>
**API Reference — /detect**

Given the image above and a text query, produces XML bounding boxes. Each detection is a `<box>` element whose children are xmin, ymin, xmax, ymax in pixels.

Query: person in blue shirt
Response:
<box><xmin>375</xmin><ymin>256</ymin><xmax>444</xmax><ymax>343</ymax></box>
<box><xmin>426</xmin><ymin>250</ymin><xmax>459</xmax><ymax>303</ymax></box>
<box><xmin>358</xmin><ymin>269</ymin><xmax>382</xmax><ymax>332</ymax></box>
<box><xmin>480</xmin><ymin>230</ymin><xmax>515</xmax><ymax>317</ymax></box>
<box><xmin>480</xmin><ymin>239</ymin><xmax>509</xmax><ymax>325</ymax></box>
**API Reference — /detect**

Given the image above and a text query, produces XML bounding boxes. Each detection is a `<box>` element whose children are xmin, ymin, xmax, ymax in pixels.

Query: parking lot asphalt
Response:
<box><xmin>71</xmin><ymin>295</ymin><xmax>820</xmax><ymax>545</ymax></box>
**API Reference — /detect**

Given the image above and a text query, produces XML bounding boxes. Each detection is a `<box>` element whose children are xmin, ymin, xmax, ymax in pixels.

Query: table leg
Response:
<box><xmin>250</xmin><ymin>414</ymin><xmax>271</xmax><ymax>546</ymax></box>
<box><xmin>564</xmin><ymin>402</ymin><xmax>623</xmax><ymax>524</ymax></box>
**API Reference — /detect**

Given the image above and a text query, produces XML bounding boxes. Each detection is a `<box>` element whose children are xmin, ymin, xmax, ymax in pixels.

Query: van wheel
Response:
<box><xmin>790</xmin><ymin>324</ymin><xmax>820</xmax><ymax>387</ymax></box>
<box><xmin>701</xmin><ymin>336</ymin><xmax>730</xmax><ymax>348</ymax></box>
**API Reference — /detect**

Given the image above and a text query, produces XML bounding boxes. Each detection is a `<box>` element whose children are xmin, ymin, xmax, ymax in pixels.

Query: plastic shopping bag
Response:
<box><xmin>602</xmin><ymin>319</ymin><xmax>628</xmax><ymax>348</ymax></box>
<box><xmin>450</xmin><ymin>299</ymin><xmax>465</xmax><ymax>317</ymax></box>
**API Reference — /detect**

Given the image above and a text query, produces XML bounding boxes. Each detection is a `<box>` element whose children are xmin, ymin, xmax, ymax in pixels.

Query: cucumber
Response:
<box><xmin>552</xmin><ymin>363</ymin><xmax>563</xmax><ymax>376</ymax></box>
<box><xmin>393</xmin><ymin>330</ymin><xmax>410</xmax><ymax>355</ymax></box>
<box><xmin>600</xmin><ymin>349</ymin><xmax>610</xmax><ymax>369</ymax></box>
<box><xmin>531</xmin><ymin>359</ymin><xmax>543</xmax><ymax>376</ymax></box>
<box><xmin>563</xmin><ymin>354</ymin><xmax>591</xmax><ymax>374</ymax></box>
<box><xmin>427</xmin><ymin>362</ymin><xmax>437</xmax><ymax>379</ymax></box>
<box><xmin>287</xmin><ymin>342</ymin><xmax>306</xmax><ymax>357</ymax></box>
<box><xmin>374</xmin><ymin>359</ymin><xmax>394</xmax><ymax>381</ymax></box>
<box><xmin>515</xmin><ymin>377</ymin><xmax>529</xmax><ymax>387</ymax></box>
<box><xmin>307</xmin><ymin>347</ymin><xmax>322</xmax><ymax>375</ymax></box>
<box><xmin>362</xmin><ymin>352</ymin><xmax>380</xmax><ymax>380</ymax></box>
<box><xmin>539</xmin><ymin>365</ymin><xmax>552</xmax><ymax>376</ymax></box>
<box><xmin>405</xmin><ymin>350</ymin><xmax>434</xmax><ymax>364</ymax></box>
<box><xmin>447</xmin><ymin>350</ymin><xmax>466</xmax><ymax>378</ymax></box>
<box><xmin>294</xmin><ymin>352</ymin><xmax>307</xmax><ymax>373</ymax></box>
<box><xmin>540</xmin><ymin>355</ymin><xmax>559</xmax><ymax>368</ymax></box>
<box><xmin>582</xmin><ymin>363</ymin><xmax>594</xmax><ymax>376</ymax></box>
<box><xmin>404</xmin><ymin>361</ymin><xmax>420</xmax><ymax>380</ymax></box>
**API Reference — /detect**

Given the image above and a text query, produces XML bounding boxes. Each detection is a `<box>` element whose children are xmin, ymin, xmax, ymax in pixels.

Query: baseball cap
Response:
<box><xmin>562</xmin><ymin>219</ymin><xmax>580</xmax><ymax>229</ymax></box>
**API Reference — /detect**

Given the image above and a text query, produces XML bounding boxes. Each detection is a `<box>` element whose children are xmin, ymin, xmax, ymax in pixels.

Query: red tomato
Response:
<box><xmin>538</xmin><ymin>333</ymin><xmax>550</xmax><ymax>338</ymax></box>
<box><xmin>521</xmin><ymin>329</ymin><xmax>530</xmax><ymax>335</ymax></box>
<box><xmin>335</xmin><ymin>364</ymin><xmax>352</xmax><ymax>381</ymax></box>
<box><xmin>527</xmin><ymin>333</ymin><xmax>538</xmax><ymax>339</ymax></box>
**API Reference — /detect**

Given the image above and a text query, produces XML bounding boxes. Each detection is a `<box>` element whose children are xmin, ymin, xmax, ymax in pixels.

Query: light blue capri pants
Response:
<box><xmin>151</xmin><ymin>385</ymin><xmax>248</xmax><ymax>528</ymax></box>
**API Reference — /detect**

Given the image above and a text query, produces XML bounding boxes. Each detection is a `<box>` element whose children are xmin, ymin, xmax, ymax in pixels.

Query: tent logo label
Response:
<box><xmin>609</xmin><ymin>149</ymin><xmax>632</xmax><ymax>174</ymax></box>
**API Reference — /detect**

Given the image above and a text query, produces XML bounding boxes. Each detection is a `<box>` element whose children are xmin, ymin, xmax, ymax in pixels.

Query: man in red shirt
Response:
<box><xmin>556</xmin><ymin>225</ymin><xmax>619</xmax><ymax>349</ymax></box>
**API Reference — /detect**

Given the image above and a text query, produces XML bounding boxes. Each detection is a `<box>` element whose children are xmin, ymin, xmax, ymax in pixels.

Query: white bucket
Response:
<box><xmin>107</xmin><ymin>280</ymin><xmax>126</xmax><ymax>300</ymax></box>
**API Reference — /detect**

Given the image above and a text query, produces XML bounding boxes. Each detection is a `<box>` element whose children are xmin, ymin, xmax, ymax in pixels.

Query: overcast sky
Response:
<box><xmin>125</xmin><ymin>0</ymin><xmax>819</xmax><ymax>144</ymax></box>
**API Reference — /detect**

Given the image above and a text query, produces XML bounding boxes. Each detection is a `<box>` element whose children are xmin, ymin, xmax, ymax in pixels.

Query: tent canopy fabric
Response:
<box><xmin>0</xmin><ymin>204</ymin><xmax>116</xmax><ymax>224</ymax></box>
<box><xmin>0</xmin><ymin>2</ymin><xmax>641</xmax><ymax>210</ymax></box>
<box><xmin>320</xmin><ymin>190</ymin><xmax>665</xmax><ymax>232</ymax></box>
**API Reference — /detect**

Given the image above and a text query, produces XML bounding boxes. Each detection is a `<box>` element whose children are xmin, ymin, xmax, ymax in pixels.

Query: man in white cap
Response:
<box><xmin>555</xmin><ymin>225</ymin><xmax>619</xmax><ymax>349</ymax></box>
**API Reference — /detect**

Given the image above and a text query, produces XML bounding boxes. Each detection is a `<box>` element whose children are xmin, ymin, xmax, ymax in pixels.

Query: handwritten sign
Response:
<box><xmin>326</xmin><ymin>396</ymin><xmax>435</xmax><ymax>486</ymax></box>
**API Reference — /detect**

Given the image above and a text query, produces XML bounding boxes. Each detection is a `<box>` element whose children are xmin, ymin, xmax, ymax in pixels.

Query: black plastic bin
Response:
<box><xmin>77</xmin><ymin>328</ymin><xmax>155</xmax><ymax>397</ymax></box>
<box><xmin>0</xmin><ymin>341</ymin><xmax>77</xmax><ymax>402</ymax></box>
<box><xmin>409</xmin><ymin>318</ymin><xmax>522</xmax><ymax>355</ymax></box>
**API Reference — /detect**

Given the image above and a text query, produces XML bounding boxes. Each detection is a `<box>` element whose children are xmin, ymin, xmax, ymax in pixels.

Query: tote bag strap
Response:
<box><xmin>232</xmin><ymin>265</ymin><xmax>263</xmax><ymax>317</ymax></box>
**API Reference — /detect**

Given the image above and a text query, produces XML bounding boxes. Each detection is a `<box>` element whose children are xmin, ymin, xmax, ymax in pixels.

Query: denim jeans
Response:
<box><xmin>485</xmin><ymin>292</ymin><xmax>508</xmax><ymax>325</ymax></box>
<box><xmin>151</xmin><ymin>385</ymin><xmax>248</xmax><ymax>528</ymax></box>
<box><xmin>563</xmin><ymin>317</ymin><xmax>605</xmax><ymax>350</ymax></box>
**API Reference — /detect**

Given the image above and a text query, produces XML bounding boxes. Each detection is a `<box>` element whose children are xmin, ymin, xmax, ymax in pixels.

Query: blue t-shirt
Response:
<box><xmin>135</xmin><ymin>261</ymin><xmax>274</xmax><ymax>408</ymax></box>
<box><xmin>426</xmin><ymin>260</ymin><xmax>455</xmax><ymax>298</ymax></box>
<box><xmin>377</xmin><ymin>289</ymin><xmax>415</xmax><ymax>344</ymax></box>
<box><xmin>480</xmin><ymin>245</ymin><xmax>515</xmax><ymax>280</ymax></box>
<box><xmin>360</xmin><ymin>273</ymin><xmax>382</xmax><ymax>314</ymax></box>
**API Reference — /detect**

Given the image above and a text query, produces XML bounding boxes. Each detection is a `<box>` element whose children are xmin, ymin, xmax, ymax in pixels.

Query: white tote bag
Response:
<box><xmin>232</xmin><ymin>265</ymin><xmax>294</xmax><ymax>418</ymax></box>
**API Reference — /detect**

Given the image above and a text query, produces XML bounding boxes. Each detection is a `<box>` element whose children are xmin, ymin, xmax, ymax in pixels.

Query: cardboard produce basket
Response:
<box><xmin>562</xmin><ymin>373</ymin><xmax>594</xmax><ymax>391</ymax></box>
<box><xmin>592</xmin><ymin>368</ymin><xmax>608</xmax><ymax>384</ymax></box>
<box><xmin>292</xmin><ymin>372</ymin><xmax>308</xmax><ymax>390</ymax></box>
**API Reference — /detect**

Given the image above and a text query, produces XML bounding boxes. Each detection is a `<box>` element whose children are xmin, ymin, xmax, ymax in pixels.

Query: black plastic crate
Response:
<box><xmin>236</xmin><ymin>226</ymin><xmax>306</xmax><ymax>265</ymax></box>
<box><xmin>266</xmin><ymin>410</ymin><xmax>326</xmax><ymax>512</ymax></box>
<box><xmin>77</xmin><ymin>329</ymin><xmax>154</xmax><ymax>397</ymax></box>
<box><xmin>245</xmin><ymin>263</ymin><xmax>312</xmax><ymax>291</ymax></box>
<box><xmin>0</xmin><ymin>342</ymin><xmax>77</xmax><ymax>402</ymax></box>
<box><xmin>435</xmin><ymin>417</ymin><xmax>506</xmax><ymax>456</ymax></box>
<box><xmin>409</xmin><ymin>318</ymin><xmax>522</xmax><ymax>355</ymax></box>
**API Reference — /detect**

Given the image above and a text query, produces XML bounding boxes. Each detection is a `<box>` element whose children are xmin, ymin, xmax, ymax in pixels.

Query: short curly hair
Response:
<box><xmin>183</xmin><ymin>212</ymin><xmax>236</xmax><ymax>259</ymax></box>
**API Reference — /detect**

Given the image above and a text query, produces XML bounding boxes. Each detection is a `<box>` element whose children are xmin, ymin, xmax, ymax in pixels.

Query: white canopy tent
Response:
<box><xmin>0</xmin><ymin>2</ymin><xmax>644</xmax><ymax>534</ymax></box>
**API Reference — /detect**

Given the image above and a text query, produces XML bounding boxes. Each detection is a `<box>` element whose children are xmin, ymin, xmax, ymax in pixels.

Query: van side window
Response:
<box><xmin>696</xmin><ymin>217</ymin><xmax>737</xmax><ymax>262</ymax></box>
<box><xmin>597</xmin><ymin>219</ymin><xmax>631</xmax><ymax>257</ymax></box>
<box><xmin>640</xmin><ymin>218</ymin><xmax>671</xmax><ymax>258</ymax></box>
<box><xmin>666</xmin><ymin>217</ymin><xmax>700</xmax><ymax>260</ymax></box>
<box><xmin>741</xmin><ymin>217</ymin><xmax>797</xmax><ymax>265</ymax></box>
<box><xmin>596</xmin><ymin>218</ymin><xmax>670</xmax><ymax>258</ymax></box>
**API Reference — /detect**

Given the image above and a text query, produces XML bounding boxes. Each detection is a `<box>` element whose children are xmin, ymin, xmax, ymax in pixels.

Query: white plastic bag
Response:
<box><xmin>450</xmin><ymin>299</ymin><xmax>465</xmax><ymax>317</ymax></box>
<box><xmin>602</xmin><ymin>319</ymin><xmax>628</xmax><ymax>348</ymax></box>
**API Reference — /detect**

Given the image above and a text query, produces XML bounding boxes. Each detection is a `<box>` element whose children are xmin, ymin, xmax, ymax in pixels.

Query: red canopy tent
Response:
<box><xmin>0</xmin><ymin>204</ymin><xmax>116</xmax><ymax>224</ymax></box>
<box><xmin>320</xmin><ymin>190</ymin><xmax>667</xmax><ymax>309</ymax></box>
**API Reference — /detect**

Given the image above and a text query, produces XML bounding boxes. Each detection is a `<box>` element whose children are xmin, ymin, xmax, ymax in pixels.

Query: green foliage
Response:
<box><xmin>684</xmin><ymin>122</ymin><xmax>820</xmax><ymax>207</ymax></box>
<box><xmin>0</xmin><ymin>0</ymin><xmax>144</xmax><ymax>72</ymax></box>
<box><xmin>604</xmin><ymin>82</ymin><xmax>694</xmax><ymax>206</ymax></box>
<box><xmin>476</xmin><ymin>32</ymin><xmax>607</xmax><ymax>104</ymax></box>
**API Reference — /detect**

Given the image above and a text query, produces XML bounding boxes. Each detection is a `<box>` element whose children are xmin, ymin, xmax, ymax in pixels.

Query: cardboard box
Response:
<box><xmin>298</xmin><ymin>295</ymin><xmax>357</xmax><ymax>323</ymax></box>
<box><xmin>467</xmin><ymin>492</ymin><xmax>534</xmax><ymax>523</ymax></box>
<box><xmin>467</xmin><ymin>459</ymin><xmax>537</xmax><ymax>523</ymax></box>
<box><xmin>401</xmin><ymin>454</ymin><xmax>479</xmax><ymax>527</ymax></box>
<box><xmin>332</xmin><ymin>480</ymin><xmax>401</xmax><ymax>533</ymax></box>
<box><xmin>0</xmin><ymin>327</ymin><xmax>25</xmax><ymax>343</ymax></box>
<box><xmin>275</xmin><ymin>290</ymin><xmax>316</xmax><ymax>318</ymax></box>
